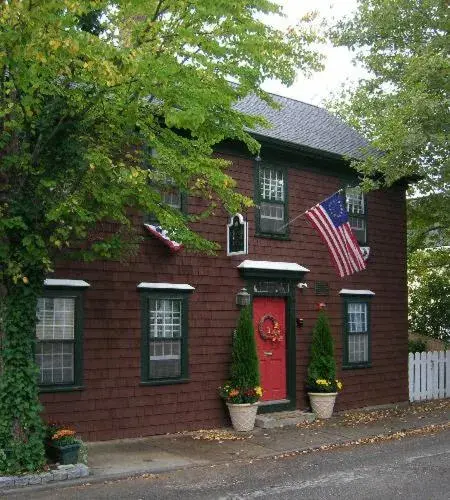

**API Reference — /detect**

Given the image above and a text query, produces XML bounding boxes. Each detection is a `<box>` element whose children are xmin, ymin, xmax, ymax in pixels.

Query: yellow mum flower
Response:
<box><xmin>255</xmin><ymin>386</ymin><xmax>263</xmax><ymax>397</ymax></box>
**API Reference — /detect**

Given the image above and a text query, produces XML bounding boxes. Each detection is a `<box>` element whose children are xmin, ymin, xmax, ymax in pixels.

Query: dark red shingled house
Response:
<box><xmin>37</xmin><ymin>94</ymin><xmax>409</xmax><ymax>441</ymax></box>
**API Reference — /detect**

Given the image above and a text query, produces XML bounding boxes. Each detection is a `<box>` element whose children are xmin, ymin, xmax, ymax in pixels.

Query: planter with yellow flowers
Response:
<box><xmin>307</xmin><ymin>379</ymin><xmax>343</xmax><ymax>419</ymax></box>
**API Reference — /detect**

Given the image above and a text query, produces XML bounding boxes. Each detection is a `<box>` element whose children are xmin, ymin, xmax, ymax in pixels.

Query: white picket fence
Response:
<box><xmin>408</xmin><ymin>351</ymin><xmax>450</xmax><ymax>402</ymax></box>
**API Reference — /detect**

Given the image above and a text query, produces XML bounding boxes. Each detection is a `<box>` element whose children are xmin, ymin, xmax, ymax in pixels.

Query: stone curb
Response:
<box><xmin>0</xmin><ymin>463</ymin><xmax>89</xmax><ymax>492</ymax></box>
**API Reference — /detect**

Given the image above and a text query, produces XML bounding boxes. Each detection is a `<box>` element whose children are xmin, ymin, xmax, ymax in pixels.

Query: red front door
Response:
<box><xmin>253</xmin><ymin>297</ymin><xmax>287</xmax><ymax>401</ymax></box>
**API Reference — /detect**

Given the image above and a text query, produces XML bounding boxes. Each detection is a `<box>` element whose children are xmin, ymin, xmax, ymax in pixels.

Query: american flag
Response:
<box><xmin>305</xmin><ymin>193</ymin><xmax>366</xmax><ymax>277</ymax></box>
<box><xmin>144</xmin><ymin>223</ymin><xmax>183</xmax><ymax>253</ymax></box>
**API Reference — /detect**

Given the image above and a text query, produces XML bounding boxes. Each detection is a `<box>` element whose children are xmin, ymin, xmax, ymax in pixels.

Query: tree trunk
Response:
<box><xmin>0</xmin><ymin>271</ymin><xmax>46</xmax><ymax>474</ymax></box>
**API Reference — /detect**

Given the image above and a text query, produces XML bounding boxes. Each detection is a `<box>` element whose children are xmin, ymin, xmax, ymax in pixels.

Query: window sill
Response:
<box><xmin>39</xmin><ymin>385</ymin><xmax>85</xmax><ymax>393</ymax></box>
<box><xmin>343</xmin><ymin>363</ymin><xmax>371</xmax><ymax>370</ymax></box>
<box><xmin>140</xmin><ymin>378</ymin><xmax>190</xmax><ymax>387</ymax></box>
<box><xmin>255</xmin><ymin>232</ymin><xmax>290</xmax><ymax>241</ymax></box>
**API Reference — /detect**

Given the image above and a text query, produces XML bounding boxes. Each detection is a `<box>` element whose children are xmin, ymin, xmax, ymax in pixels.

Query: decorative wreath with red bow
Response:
<box><xmin>258</xmin><ymin>314</ymin><xmax>283</xmax><ymax>343</ymax></box>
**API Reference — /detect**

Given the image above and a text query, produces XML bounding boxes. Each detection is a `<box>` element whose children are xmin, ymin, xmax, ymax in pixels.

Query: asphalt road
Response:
<box><xmin>6</xmin><ymin>429</ymin><xmax>450</xmax><ymax>500</ymax></box>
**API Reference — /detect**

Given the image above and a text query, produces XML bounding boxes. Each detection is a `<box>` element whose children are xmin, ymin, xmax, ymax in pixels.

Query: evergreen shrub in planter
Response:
<box><xmin>306</xmin><ymin>307</ymin><xmax>343</xmax><ymax>418</ymax></box>
<box><xmin>219</xmin><ymin>306</ymin><xmax>262</xmax><ymax>431</ymax></box>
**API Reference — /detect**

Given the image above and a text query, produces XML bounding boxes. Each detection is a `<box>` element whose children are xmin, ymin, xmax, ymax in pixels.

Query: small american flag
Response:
<box><xmin>144</xmin><ymin>223</ymin><xmax>183</xmax><ymax>253</ymax></box>
<box><xmin>305</xmin><ymin>193</ymin><xmax>366</xmax><ymax>277</ymax></box>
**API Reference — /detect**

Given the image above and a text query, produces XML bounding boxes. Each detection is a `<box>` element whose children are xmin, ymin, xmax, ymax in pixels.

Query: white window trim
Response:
<box><xmin>138</xmin><ymin>283</ymin><xmax>195</xmax><ymax>291</ymax></box>
<box><xmin>238</xmin><ymin>260</ymin><xmax>310</xmax><ymax>273</ymax></box>
<box><xmin>339</xmin><ymin>289</ymin><xmax>375</xmax><ymax>296</ymax></box>
<box><xmin>44</xmin><ymin>279</ymin><xmax>90</xmax><ymax>288</ymax></box>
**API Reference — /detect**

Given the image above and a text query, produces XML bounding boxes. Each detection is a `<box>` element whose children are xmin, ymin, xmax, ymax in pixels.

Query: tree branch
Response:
<box><xmin>31</xmin><ymin>113</ymin><xmax>68</xmax><ymax>166</ymax></box>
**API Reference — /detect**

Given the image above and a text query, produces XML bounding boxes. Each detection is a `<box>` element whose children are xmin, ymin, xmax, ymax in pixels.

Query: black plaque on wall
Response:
<box><xmin>227</xmin><ymin>214</ymin><xmax>248</xmax><ymax>256</ymax></box>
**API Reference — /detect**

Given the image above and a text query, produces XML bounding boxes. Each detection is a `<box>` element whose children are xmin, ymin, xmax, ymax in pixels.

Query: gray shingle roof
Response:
<box><xmin>235</xmin><ymin>93</ymin><xmax>370</xmax><ymax>160</ymax></box>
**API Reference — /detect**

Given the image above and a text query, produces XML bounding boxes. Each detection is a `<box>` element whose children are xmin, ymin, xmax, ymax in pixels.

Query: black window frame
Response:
<box><xmin>345</xmin><ymin>185</ymin><xmax>368</xmax><ymax>245</ymax></box>
<box><xmin>140</xmin><ymin>289</ymin><xmax>191</xmax><ymax>385</ymax></box>
<box><xmin>144</xmin><ymin>189</ymin><xmax>187</xmax><ymax>226</ymax></box>
<box><xmin>255</xmin><ymin>162</ymin><xmax>289</xmax><ymax>239</ymax></box>
<box><xmin>36</xmin><ymin>287</ymin><xmax>84</xmax><ymax>392</ymax></box>
<box><xmin>343</xmin><ymin>295</ymin><xmax>372</xmax><ymax>369</ymax></box>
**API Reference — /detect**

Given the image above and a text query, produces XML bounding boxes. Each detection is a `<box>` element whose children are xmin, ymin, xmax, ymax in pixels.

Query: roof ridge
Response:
<box><xmin>263</xmin><ymin>89</ymin><xmax>330</xmax><ymax>113</ymax></box>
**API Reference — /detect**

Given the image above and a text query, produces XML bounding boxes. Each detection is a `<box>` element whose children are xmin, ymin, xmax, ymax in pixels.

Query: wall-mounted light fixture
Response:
<box><xmin>235</xmin><ymin>287</ymin><xmax>251</xmax><ymax>308</ymax></box>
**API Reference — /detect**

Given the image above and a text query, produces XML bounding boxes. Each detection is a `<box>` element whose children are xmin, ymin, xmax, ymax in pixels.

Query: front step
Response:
<box><xmin>255</xmin><ymin>410</ymin><xmax>316</xmax><ymax>429</ymax></box>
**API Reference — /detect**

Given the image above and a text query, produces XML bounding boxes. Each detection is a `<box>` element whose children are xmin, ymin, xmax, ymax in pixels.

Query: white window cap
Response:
<box><xmin>137</xmin><ymin>283</ymin><xmax>195</xmax><ymax>291</ymax></box>
<box><xmin>237</xmin><ymin>260</ymin><xmax>310</xmax><ymax>272</ymax></box>
<box><xmin>339</xmin><ymin>289</ymin><xmax>375</xmax><ymax>296</ymax></box>
<box><xmin>44</xmin><ymin>279</ymin><xmax>90</xmax><ymax>288</ymax></box>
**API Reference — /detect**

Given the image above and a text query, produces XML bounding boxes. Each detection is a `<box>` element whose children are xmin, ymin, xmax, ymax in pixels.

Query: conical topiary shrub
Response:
<box><xmin>230</xmin><ymin>305</ymin><xmax>260</xmax><ymax>390</ymax></box>
<box><xmin>306</xmin><ymin>308</ymin><xmax>342</xmax><ymax>418</ymax></box>
<box><xmin>219</xmin><ymin>306</ymin><xmax>262</xmax><ymax>431</ymax></box>
<box><xmin>307</xmin><ymin>309</ymin><xmax>336</xmax><ymax>386</ymax></box>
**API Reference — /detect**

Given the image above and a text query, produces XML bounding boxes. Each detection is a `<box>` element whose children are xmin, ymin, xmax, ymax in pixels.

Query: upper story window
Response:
<box><xmin>35</xmin><ymin>280</ymin><xmax>87</xmax><ymax>390</ymax></box>
<box><xmin>145</xmin><ymin>149</ymin><xmax>186</xmax><ymax>223</ymax></box>
<box><xmin>256</xmin><ymin>165</ymin><xmax>288</xmax><ymax>237</ymax></box>
<box><xmin>163</xmin><ymin>189</ymin><xmax>182</xmax><ymax>210</ymax></box>
<box><xmin>145</xmin><ymin>186</ymin><xmax>186</xmax><ymax>225</ymax></box>
<box><xmin>346</xmin><ymin>186</ymin><xmax>367</xmax><ymax>245</ymax></box>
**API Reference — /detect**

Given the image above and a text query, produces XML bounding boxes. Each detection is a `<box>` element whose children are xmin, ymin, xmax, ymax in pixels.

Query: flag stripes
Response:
<box><xmin>144</xmin><ymin>223</ymin><xmax>183</xmax><ymax>253</ymax></box>
<box><xmin>306</xmin><ymin>193</ymin><xmax>366</xmax><ymax>278</ymax></box>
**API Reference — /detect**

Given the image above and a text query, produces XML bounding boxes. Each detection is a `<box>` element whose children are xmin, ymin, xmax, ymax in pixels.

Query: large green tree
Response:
<box><xmin>329</xmin><ymin>0</ymin><xmax>449</xmax><ymax>344</ymax></box>
<box><xmin>329</xmin><ymin>0</ymin><xmax>449</xmax><ymax>251</ymax></box>
<box><xmin>0</xmin><ymin>0</ymin><xmax>321</xmax><ymax>473</ymax></box>
<box><xmin>408</xmin><ymin>248</ymin><xmax>449</xmax><ymax>343</ymax></box>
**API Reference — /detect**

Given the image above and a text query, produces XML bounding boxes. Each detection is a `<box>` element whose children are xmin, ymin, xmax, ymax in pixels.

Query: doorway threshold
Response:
<box><xmin>258</xmin><ymin>399</ymin><xmax>295</xmax><ymax>414</ymax></box>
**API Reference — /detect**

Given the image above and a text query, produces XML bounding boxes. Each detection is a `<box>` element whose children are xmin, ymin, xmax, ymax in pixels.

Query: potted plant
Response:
<box><xmin>219</xmin><ymin>305</ymin><xmax>263</xmax><ymax>431</ymax></box>
<box><xmin>45</xmin><ymin>423</ymin><xmax>81</xmax><ymax>465</ymax></box>
<box><xmin>306</xmin><ymin>306</ymin><xmax>343</xmax><ymax>418</ymax></box>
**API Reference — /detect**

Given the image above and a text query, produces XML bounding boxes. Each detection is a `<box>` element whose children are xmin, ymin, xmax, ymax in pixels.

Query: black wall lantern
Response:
<box><xmin>235</xmin><ymin>288</ymin><xmax>251</xmax><ymax>308</ymax></box>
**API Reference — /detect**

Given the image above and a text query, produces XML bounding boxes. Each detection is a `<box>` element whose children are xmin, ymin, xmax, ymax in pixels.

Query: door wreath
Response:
<box><xmin>258</xmin><ymin>314</ymin><xmax>283</xmax><ymax>343</ymax></box>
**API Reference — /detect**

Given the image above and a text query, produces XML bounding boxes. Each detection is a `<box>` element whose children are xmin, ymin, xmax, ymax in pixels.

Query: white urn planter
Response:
<box><xmin>308</xmin><ymin>392</ymin><xmax>337</xmax><ymax>419</ymax></box>
<box><xmin>226</xmin><ymin>402</ymin><xmax>259</xmax><ymax>431</ymax></box>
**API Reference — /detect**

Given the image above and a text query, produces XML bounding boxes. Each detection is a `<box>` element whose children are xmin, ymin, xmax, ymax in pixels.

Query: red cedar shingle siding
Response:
<box><xmin>40</xmin><ymin>150</ymin><xmax>408</xmax><ymax>441</ymax></box>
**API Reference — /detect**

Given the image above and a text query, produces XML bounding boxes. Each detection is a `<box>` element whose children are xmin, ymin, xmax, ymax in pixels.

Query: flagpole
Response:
<box><xmin>279</xmin><ymin>188</ymin><xmax>344</xmax><ymax>230</ymax></box>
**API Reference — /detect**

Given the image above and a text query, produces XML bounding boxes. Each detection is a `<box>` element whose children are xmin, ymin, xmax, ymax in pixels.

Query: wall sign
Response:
<box><xmin>227</xmin><ymin>213</ymin><xmax>248</xmax><ymax>256</ymax></box>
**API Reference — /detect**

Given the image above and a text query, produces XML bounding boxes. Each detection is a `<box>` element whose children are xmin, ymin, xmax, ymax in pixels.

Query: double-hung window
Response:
<box><xmin>144</xmin><ymin>148</ymin><xmax>186</xmax><ymax>224</ymax></box>
<box><xmin>256</xmin><ymin>165</ymin><xmax>288</xmax><ymax>237</ymax></box>
<box><xmin>145</xmin><ymin>187</ymin><xmax>185</xmax><ymax>225</ymax></box>
<box><xmin>341</xmin><ymin>290</ymin><xmax>374</xmax><ymax>368</ymax></box>
<box><xmin>139</xmin><ymin>284</ymin><xmax>194</xmax><ymax>384</ymax></box>
<box><xmin>35</xmin><ymin>280</ymin><xmax>87</xmax><ymax>390</ymax></box>
<box><xmin>162</xmin><ymin>189</ymin><xmax>182</xmax><ymax>211</ymax></box>
<box><xmin>345</xmin><ymin>186</ymin><xmax>367</xmax><ymax>245</ymax></box>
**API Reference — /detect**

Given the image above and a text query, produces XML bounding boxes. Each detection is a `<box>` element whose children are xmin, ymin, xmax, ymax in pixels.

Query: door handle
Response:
<box><xmin>264</xmin><ymin>351</ymin><xmax>273</xmax><ymax>356</ymax></box>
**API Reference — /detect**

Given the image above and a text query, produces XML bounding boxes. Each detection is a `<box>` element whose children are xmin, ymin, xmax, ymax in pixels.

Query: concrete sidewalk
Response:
<box><xmin>86</xmin><ymin>399</ymin><xmax>449</xmax><ymax>482</ymax></box>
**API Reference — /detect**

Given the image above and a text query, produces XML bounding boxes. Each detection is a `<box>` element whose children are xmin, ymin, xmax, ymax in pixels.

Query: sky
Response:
<box><xmin>262</xmin><ymin>0</ymin><xmax>365</xmax><ymax>106</ymax></box>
